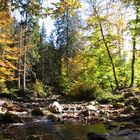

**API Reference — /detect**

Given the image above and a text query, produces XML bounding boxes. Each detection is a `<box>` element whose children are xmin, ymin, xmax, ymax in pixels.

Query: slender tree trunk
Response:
<box><xmin>18</xmin><ymin>26</ymin><xmax>22</xmax><ymax>89</ymax></box>
<box><xmin>129</xmin><ymin>9</ymin><xmax>138</xmax><ymax>87</ymax></box>
<box><xmin>42</xmin><ymin>45</ymin><xmax>45</xmax><ymax>83</ymax></box>
<box><xmin>108</xmin><ymin>75</ymin><xmax>114</xmax><ymax>91</ymax></box>
<box><xmin>23</xmin><ymin>33</ymin><xmax>26</xmax><ymax>91</ymax></box>
<box><xmin>130</xmin><ymin>36</ymin><xmax>136</xmax><ymax>87</ymax></box>
<box><xmin>66</xmin><ymin>0</ymin><xmax>69</xmax><ymax>77</ymax></box>
<box><xmin>95</xmin><ymin>8</ymin><xmax>119</xmax><ymax>89</ymax></box>
<box><xmin>49</xmin><ymin>54</ymin><xmax>54</xmax><ymax>85</ymax></box>
<box><xmin>23</xmin><ymin>12</ymin><xmax>28</xmax><ymax>91</ymax></box>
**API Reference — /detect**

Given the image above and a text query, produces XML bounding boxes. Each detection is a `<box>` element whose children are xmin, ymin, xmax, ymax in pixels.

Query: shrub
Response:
<box><xmin>0</xmin><ymin>79</ymin><xmax>8</xmax><ymax>93</ymax></box>
<box><xmin>34</xmin><ymin>80</ymin><xmax>46</xmax><ymax>97</ymax></box>
<box><xmin>66</xmin><ymin>82</ymin><xmax>97</xmax><ymax>100</ymax></box>
<box><xmin>44</xmin><ymin>85</ymin><xmax>54</xmax><ymax>96</ymax></box>
<box><xmin>95</xmin><ymin>91</ymin><xmax>123</xmax><ymax>104</ymax></box>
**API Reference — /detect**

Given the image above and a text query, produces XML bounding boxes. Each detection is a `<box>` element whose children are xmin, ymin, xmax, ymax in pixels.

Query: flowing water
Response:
<box><xmin>0</xmin><ymin>118</ymin><xmax>140</xmax><ymax>140</ymax></box>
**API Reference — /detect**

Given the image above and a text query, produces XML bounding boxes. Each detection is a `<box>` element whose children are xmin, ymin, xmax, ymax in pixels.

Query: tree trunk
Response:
<box><xmin>129</xmin><ymin>9</ymin><xmax>138</xmax><ymax>87</ymax></box>
<box><xmin>130</xmin><ymin>36</ymin><xmax>136</xmax><ymax>87</ymax></box>
<box><xmin>95</xmin><ymin>8</ymin><xmax>119</xmax><ymax>89</ymax></box>
<box><xmin>49</xmin><ymin>56</ymin><xmax>54</xmax><ymax>85</ymax></box>
<box><xmin>42</xmin><ymin>45</ymin><xmax>45</xmax><ymax>83</ymax></box>
<box><xmin>18</xmin><ymin>26</ymin><xmax>22</xmax><ymax>89</ymax></box>
<box><xmin>66</xmin><ymin>0</ymin><xmax>69</xmax><ymax>77</ymax></box>
<box><xmin>23</xmin><ymin>34</ymin><xmax>26</xmax><ymax>91</ymax></box>
<box><xmin>23</xmin><ymin>12</ymin><xmax>28</xmax><ymax>91</ymax></box>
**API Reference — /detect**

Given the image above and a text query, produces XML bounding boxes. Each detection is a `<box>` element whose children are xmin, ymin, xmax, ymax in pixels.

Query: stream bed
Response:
<box><xmin>0</xmin><ymin>118</ymin><xmax>140</xmax><ymax>140</ymax></box>
<box><xmin>1</xmin><ymin>97</ymin><xmax>140</xmax><ymax>140</ymax></box>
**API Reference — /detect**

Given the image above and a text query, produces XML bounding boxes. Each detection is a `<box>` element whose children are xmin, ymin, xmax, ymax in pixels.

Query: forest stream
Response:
<box><xmin>1</xmin><ymin>0</ymin><xmax>140</xmax><ymax>139</ymax></box>
<box><xmin>0</xmin><ymin>94</ymin><xmax>140</xmax><ymax>140</ymax></box>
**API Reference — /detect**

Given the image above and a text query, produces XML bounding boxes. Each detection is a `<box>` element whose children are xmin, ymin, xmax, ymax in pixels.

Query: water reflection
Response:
<box><xmin>0</xmin><ymin>120</ymin><xmax>133</xmax><ymax>140</ymax></box>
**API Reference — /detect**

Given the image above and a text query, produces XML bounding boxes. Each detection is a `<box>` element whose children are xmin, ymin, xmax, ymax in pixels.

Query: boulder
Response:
<box><xmin>31</xmin><ymin>108</ymin><xmax>44</xmax><ymax>116</ymax></box>
<box><xmin>99</xmin><ymin>109</ymin><xmax>109</xmax><ymax>117</ymax></box>
<box><xmin>2</xmin><ymin>102</ymin><xmax>21</xmax><ymax>112</ymax></box>
<box><xmin>0</xmin><ymin>100</ymin><xmax>5</xmax><ymax>106</ymax></box>
<box><xmin>47</xmin><ymin>101</ymin><xmax>63</xmax><ymax>113</ymax></box>
<box><xmin>87</xmin><ymin>101</ymin><xmax>96</xmax><ymax>106</ymax></box>
<box><xmin>86</xmin><ymin>105</ymin><xmax>97</xmax><ymax>111</ymax></box>
<box><xmin>78</xmin><ymin>110</ymin><xmax>90</xmax><ymax>117</ymax></box>
<box><xmin>0</xmin><ymin>107</ymin><xmax>7</xmax><ymax>114</ymax></box>
<box><xmin>123</xmin><ymin>92</ymin><xmax>134</xmax><ymax>99</ymax></box>
<box><xmin>1</xmin><ymin>112</ymin><xmax>24</xmax><ymax>123</ymax></box>
<box><xmin>122</xmin><ymin>105</ymin><xmax>135</xmax><ymax>114</ymax></box>
<box><xmin>113</xmin><ymin>102</ymin><xmax>124</xmax><ymax>109</ymax></box>
<box><xmin>47</xmin><ymin>113</ymin><xmax>61</xmax><ymax>122</ymax></box>
<box><xmin>124</xmin><ymin>97</ymin><xmax>139</xmax><ymax>107</ymax></box>
<box><xmin>87</xmin><ymin>132</ymin><xmax>107</xmax><ymax>140</ymax></box>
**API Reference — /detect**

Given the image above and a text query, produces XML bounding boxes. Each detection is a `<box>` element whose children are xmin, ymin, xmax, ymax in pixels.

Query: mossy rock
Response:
<box><xmin>113</xmin><ymin>102</ymin><xmax>124</xmax><ymax>109</ymax></box>
<box><xmin>124</xmin><ymin>97</ymin><xmax>139</xmax><ymax>107</ymax></box>
<box><xmin>123</xmin><ymin>92</ymin><xmax>135</xmax><ymax>99</ymax></box>
<box><xmin>122</xmin><ymin>105</ymin><xmax>135</xmax><ymax>114</ymax></box>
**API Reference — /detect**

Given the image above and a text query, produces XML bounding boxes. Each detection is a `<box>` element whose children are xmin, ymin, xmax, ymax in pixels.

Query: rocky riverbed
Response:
<box><xmin>0</xmin><ymin>90</ymin><xmax>140</xmax><ymax>140</ymax></box>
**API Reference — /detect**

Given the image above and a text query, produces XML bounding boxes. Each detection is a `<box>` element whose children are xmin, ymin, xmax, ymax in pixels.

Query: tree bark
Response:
<box><xmin>129</xmin><ymin>8</ymin><xmax>138</xmax><ymax>87</ymax></box>
<box><xmin>23</xmin><ymin>11</ymin><xmax>28</xmax><ymax>91</ymax></box>
<box><xmin>18</xmin><ymin>26</ymin><xmax>22</xmax><ymax>89</ymax></box>
<box><xmin>130</xmin><ymin>36</ymin><xmax>136</xmax><ymax>87</ymax></box>
<box><xmin>66</xmin><ymin>0</ymin><xmax>69</xmax><ymax>77</ymax></box>
<box><xmin>42</xmin><ymin>45</ymin><xmax>45</xmax><ymax>83</ymax></box>
<box><xmin>23</xmin><ymin>31</ymin><xmax>26</xmax><ymax>91</ymax></box>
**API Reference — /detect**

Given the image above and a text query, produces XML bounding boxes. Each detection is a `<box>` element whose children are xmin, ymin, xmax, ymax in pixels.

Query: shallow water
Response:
<box><xmin>1</xmin><ymin>119</ymin><xmax>139</xmax><ymax>140</ymax></box>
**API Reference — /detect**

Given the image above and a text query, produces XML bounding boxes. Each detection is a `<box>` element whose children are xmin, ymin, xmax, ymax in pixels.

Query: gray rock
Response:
<box><xmin>86</xmin><ymin>105</ymin><xmax>97</xmax><ymax>111</ymax></box>
<box><xmin>0</xmin><ymin>107</ymin><xmax>7</xmax><ymax>114</ymax></box>
<box><xmin>47</xmin><ymin>101</ymin><xmax>63</xmax><ymax>113</ymax></box>
<box><xmin>88</xmin><ymin>101</ymin><xmax>96</xmax><ymax>106</ymax></box>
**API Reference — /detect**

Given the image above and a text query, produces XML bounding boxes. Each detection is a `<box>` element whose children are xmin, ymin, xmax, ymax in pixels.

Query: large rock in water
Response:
<box><xmin>47</xmin><ymin>101</ymin><xmax>63</xmax><ymax>113</ymax></box>
<box><xmin>31</xmin><ymin>108</ymin><xmax>44</xmax><ymax>116</ymax></box>
<box><xmin>1</xmin><ymin>112</ymin><xmax>24</xmax><ymax>123</ymax></box>
<box><xmin>47</xmin><ymin>113</ymin><xmax>62</xmax><ymax>122</ymax></box>
<box><xmin>87</xmin><ymin>132</ymin><xmax>108</xmax><ymax>140</ymax></box>
<box><xmin>86</xmin><ymin>105</ymin><xmax>97</xmax><ymax>111</ymax></box>
<box><xmin>0</xmin><ymin>106</ymin><xmax>7</xmax><ymax>114</ymax></box>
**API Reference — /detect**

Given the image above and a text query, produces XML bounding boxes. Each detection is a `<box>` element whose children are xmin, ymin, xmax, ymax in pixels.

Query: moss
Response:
<box><xmin>95</xmin><ymin>91</ymin><xmax>123</xmax><ymax>104</ymax></box>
